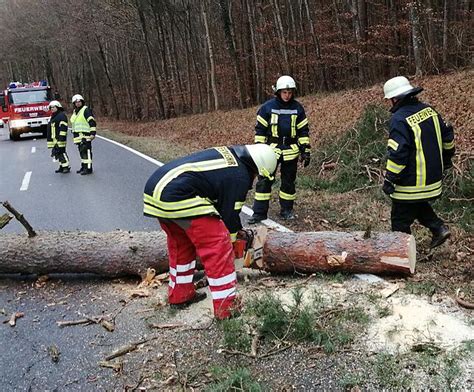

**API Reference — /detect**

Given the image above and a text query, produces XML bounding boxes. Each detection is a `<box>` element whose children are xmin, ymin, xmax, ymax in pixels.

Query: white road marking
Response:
<box><xmin>20</xmin><ymin>171</ymin><xmax>32</xmax><ymax>191</ymax></box>
<box><xmin>31</xmin><ymin>147</ymin><xmax>36</xmax><ymax>153</ymax></box>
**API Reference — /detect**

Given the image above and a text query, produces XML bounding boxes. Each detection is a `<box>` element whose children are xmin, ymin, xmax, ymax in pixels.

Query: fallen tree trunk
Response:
<box><xmin>0</xmin><ymin>230</ymin><xmax>415</xmax><ymax>277</ymax></box>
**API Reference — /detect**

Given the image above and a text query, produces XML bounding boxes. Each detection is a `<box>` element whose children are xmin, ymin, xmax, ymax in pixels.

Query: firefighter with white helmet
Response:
<box><xmin>248</xmin><ymin>75</ymin><xmax>311</xmax><ymax>223</ymax></box>
<box><xmin>144</xmin><ymin>144</ymin><xmax>277</xmax><ymax>319</ymax></box>
<box><xmin>70</xmin><ymin>94</ymin><xmax>97</xmax><ymax>175</ymax></box>
<box><xmin>382</xmin><ymin>76</ymin><xmax>455</xmax><ymax>248</ymax></box>
<box><xmin>46</xmin><ymin>100</ymin><xmax>70</xmax><ymax>173</ymax></box>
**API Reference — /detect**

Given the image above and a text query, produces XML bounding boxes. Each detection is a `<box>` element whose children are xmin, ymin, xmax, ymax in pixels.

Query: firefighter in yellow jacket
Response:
<box><xmin>248</xmin><ymin>75</ymin><xmax>311</xmax><ymax>223</ymax></box>
<box><xmin>70</xmin><ymin>94</ymin><xmax>96</xmax><ymax>175</ymax></box>
<box><xmin>46</xmin><ymin>100</ymin><xmax>70</xmax><ymax>173</ymax></box>
<box><xmin>382</xmin><ymin>76</ymin><xmax>455</xmax><ymax>248</ymax></box>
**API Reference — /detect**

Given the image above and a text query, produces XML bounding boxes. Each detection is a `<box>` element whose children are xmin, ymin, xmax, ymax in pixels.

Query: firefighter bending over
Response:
<box><xmin>46</xmin><ymin>100</ymin><xmax>70</xmax><ymax>173</ymax></box>
<box><xmin>382</xmin><ymin>76</ymin><xmax>455</xmax><ymax>248</ymax></box>
<box><xmin>248</xmin><ymin>75</ymin><xmax>311</xmax><ymax>223</ymax></box>
<box><xmin>144</xmin><ymin>144</ymin><xmax>277</xmax><ymax>319</ymax></box>
<box><xmin>70</xmin><ymin>94</ymin><xmax>96</xmax><ymax>175</ymax></box>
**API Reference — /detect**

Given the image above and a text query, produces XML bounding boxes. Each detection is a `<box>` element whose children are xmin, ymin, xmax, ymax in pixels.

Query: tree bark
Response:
<box><xmin>202</xmin><ymin>2</ymin><xmax>219</xmax><ymax>110</ymax></box>
<box><xmin>409</xmin><ymin>1</ymin><xmax>423</xmax><ymax>76</ymax></box>
<box><xmin>0</xmin><ymin>230</ymin><xmax>416</xmax><ymax>278</ymax></box>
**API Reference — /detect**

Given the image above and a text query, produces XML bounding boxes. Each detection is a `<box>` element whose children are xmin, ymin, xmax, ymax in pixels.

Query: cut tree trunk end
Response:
<box><xmin>0</xmin><ymin>230</ymin><xmax>416</xmax><ymax>277</ymax></box>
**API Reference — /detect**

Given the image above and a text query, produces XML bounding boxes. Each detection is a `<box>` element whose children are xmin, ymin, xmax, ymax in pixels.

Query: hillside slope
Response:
<box><xmin>105</xmin><ymin>69</ymin><xmax>473</xmax><ymax>153</ymax></box>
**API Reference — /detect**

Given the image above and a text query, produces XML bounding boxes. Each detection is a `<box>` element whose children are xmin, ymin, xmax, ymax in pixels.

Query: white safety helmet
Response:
<box><xmin>245</xmin><ymin>144</ymin><xmax>278</xmax><ymax>180</ymax></box>
<box><xmin>273</xmin><ymin>75</ymin><xmax>296</xmax><ymax>93</ymax></box>
<box><xmin>71</xmin><ymin>94</ymin><xmax>84</xmax><ymax>103</ymax></box>
<box><xmin>48</xmin><ymin>100</ymin><xmax>62</xmax><ymax>109</ymax></box>
<box><xmin>383</xmin><ymin>76</ymin><xmax>418</xmax><ymax>99</ymax></box>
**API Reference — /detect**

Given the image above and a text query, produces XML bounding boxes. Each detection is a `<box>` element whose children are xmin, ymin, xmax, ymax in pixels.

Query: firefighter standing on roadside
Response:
<box><xmin>46</xmin><ymin>100</ymin><xmax>70</xmax><ymax>173</ymax></box>
<box><xmin>382</xmin><ymin>76</ymin><xmax>455</xmax><ymax>248</ymax></box>
<box><xmin>248</xmin><ymin>75</ymin><xmax>311</xmax><ymax>224</ymax></box>
<box><xmin>70</xmin><ymin>94</ymin><xmax>96</xmax><ymax>175</ymax></box>
<box><xmin>144</xmin><ymin>144</ymin><xmax>277</xmax><ymax>319</ymax></box>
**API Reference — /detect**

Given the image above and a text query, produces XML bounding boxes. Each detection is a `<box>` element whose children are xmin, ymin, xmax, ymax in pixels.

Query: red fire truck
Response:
<box><xmin>0</xmin><ymin>81</ymin><xmax>53</xmax><ymax>140</ymax></box>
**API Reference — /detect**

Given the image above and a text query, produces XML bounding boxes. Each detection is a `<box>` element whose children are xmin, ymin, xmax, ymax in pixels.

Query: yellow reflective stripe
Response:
<box><xmin>395</xmin><ymin>180</ymin><xmax>442</xmax><ymax>193</ymax></box>
<box><xmin>271</xmin><ymin>113</ymin><xmax>278</xmax><ymax>137</ymax></box>
<box><xmin>47</xmin><ymin>142</ymin><xmax>55</xmax><ymax>147</ymax></box>
<box><xmin>433</xmin><ymin>114</ymin><xmax>443</xmax><ymax>168</ymax></box>
<box><xmin>144</xmin><ymin>193</ymin><xmax>213</xmax><ymax>211</ymax></box>
<box><xmin>255</xmin><ymin>192</ymin><xmax>271</xmax><ymax>201</ymax></box>
<box><xmin>86</xmin><ymin>116</ymin><xmax>95</xmax><ymax>122</ymax></box>
<box><xmin>387</xmin><ymin>139</ymin><xmax>399</xmax><ymax>151</ymax></box>
<box><xmin>443</xmin><ymin>141</ymin><xmax>454</xmax><ymax>149</ymax></box>
<box><xmin>59</xmin><ymin>121</ymin><xmax>68</xmax><ymax>127</ymax></box>
<box><xmin>257</xmin><ymin>115</ymin><xmax>268</xmax><ymax>127</ymax></box>
<box><xmin>279</xmin><ymin>190</ymin><xmax>296</xmax><ymax>200</ymax></box>
<box><xmin>386</xmin><ymin>159</ymin><xmax>406</xmax><ymax>174</ymax></box>
<box><xmin>392</xmin><ymin>186</ymin><xmax>442</xmax><ymax>200</ymax></box>
<box><xmin>230</xmin><ymin>232</ymin><xmax>237</xmax><ymax>242</ymax></box>
<box><xmin>413</xmin><ymin>124</ymin><xmax>426</xmax><ymax>186</ymax></box>
<box><xmin>234</xmin><ymin>201</ymin><xmax>245</xmax><ymax>210</ymax></box>
<box><xmin>57</xmin><ymin>142</ymin><xmax>66</xmax><ymax>147</ymax></box>
<box><xmin>296</xmin><ymin>118</ymin><xmax>308</xmax><ymax>129</ymax></box>
<box><xmin>298</xmin><ymin>137</ymin><xmax>310</xmax><ymax>145</ymax></box>
<box><xmin>291</xmin><ymin>114</ymin><xmax>297</xmax><ymax>138</ymax></box>
<box><xmin>59</xmin><ymin>131</ymin><xmax>67</xmax><ymax>136</ymax></box>
<box><xmin>255</xmin><ymin>135</ymin><xmax>267</xmax><ymax>143</ymax></box>
<box><xmin>144</xmin><ymin>204</ymin><xmax>218</xmax><ymax>218</ymax></box>
<box><xmin>153</xmin><ymin>158</ymin><xmax>229</xmax><ymax>200</ymax></box>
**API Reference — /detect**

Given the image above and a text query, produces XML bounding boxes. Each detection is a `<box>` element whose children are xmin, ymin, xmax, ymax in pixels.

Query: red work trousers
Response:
<box><xmin>159</xmin><ymin>216</ymin><xmax>237</xmax><ymax>319</ymax></box>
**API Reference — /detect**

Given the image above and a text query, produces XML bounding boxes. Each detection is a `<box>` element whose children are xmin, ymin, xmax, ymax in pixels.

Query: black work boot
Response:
<box><xmin>430</xmin><ymin>225</ymin><xmax>451</xmax><ymax>249</ymax></box>
<box><xmin>169</xmin><ymin>291</ymin><xmax>207</xmax><ymax>310</ymax></box>
<box><xmin>280</xmin><ymin>209</ymin><xmax>295</xmax><ymax>220</ymax></box>
<box><xmin>62</xmin><ymin>167</ymin><xmax>71</xmax><ymax>173</ymax></box>
<box><xmin>55</xmin><ymin>167</ymin><xmax>64</xmax><ymax>173</ymax></box>
<box><xmin>76</xmin><ymin>166</ymin><xmax>84</xmax><ymax>174</ymax></box>
<box><xmin>248</xmin><ymin>215</ymin><xmax>266</xmax><ymax>224</ymax></box>
<box><xmin>81</xmin><ymin>168</ymin><xmax>93</xmax><ymax>175</ymax></box>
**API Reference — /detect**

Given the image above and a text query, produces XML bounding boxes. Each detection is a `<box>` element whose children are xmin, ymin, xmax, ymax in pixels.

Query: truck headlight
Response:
<box><xmin>9</xmin><ymin>119</ymin><xmax>28</xmax><ymax>128</ymax></box>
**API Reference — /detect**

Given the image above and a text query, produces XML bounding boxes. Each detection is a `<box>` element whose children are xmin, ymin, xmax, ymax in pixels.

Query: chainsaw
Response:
<box><xmin>233</xmin><ymin>226</ymin><xmax>267</xmax><ymax>270</ymax></box>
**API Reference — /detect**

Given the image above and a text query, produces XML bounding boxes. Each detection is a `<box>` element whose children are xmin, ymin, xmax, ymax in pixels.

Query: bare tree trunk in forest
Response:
<box><xmin>118</xmin><ymin>43</ymin><xmax>134</xmax><ymax>119</ymax></box>
<box><xmin>168</xmin><ymin>20</ymin><xmax>187</xmax><ymax>114</ymax></box>
<box><xmin>387</xmin><ymin>0</ymin><xmax>401</xmax><ymax>75</ymax></box>
<box><xmin>246</xmin><ymin>0</ymin><xmax>261</xmax><ymax>103</ymax></box>
<box><xmin>442</xmin><ymin>0</ymin><xmax>449</xmax><ymax>67</ymax></box>
<box><xmin>152</xmin><ymin>5</ymin><xmax>176</xmax><ymax>118</ymax></box>
<box><xmin>202</xmin><ymin>2</ymin><xmax>219</xmax><ymax>110</ymax></box>
<box><xmin>303</xmin><ymin>0</ymin><xmax>329</xmax><ymax>90</ymax></box>
<box><xmin>96</xmin><ymin>37</ymin><xmax>120</xmax><ymax>119</ymax></box>
<box><xmin>271</xmin><ymin>0</ymin><xmax>289</xmax><ymax>73</ymax></box>
<box><xmin>298</xmin><ymin>0</ymin><xmax>310</xmax><ymax>94</ymax></box>
<box><xmin>126</xmin><ymin>41</ymin><xmax>142</xmax><ymax>120</ymax></box>
<box><xmin>218</xmin><ymin>0</ymin><xmax>245</xmax><ymax>108</ymax></box>
<box><xmin>43</xmin><ymin>50</ymin><xmax>56</xmax><ymax>88</ymax></box>
<box><xmin>287</xmin><ymin>0</ymin><xmax>296</xmax><ymax>76</ymax></box>
<box><xmin>409</xmin><ymin>1</ymin><xmax>423</xmax><ymax>76</ymax></box>
<box><xmin>350</xmin><ymin>0</ymin><xmax>364</xmax><ymax>84</ymax></box>
<box><xmin>87</xmin><ymin>52</ymin><xmax>107</xmax><ymax>117</ymax></box>
<box><xmin>135</xmin><ymin>0</ymin><xmax>165</xmax><ymax>118</ymax></box>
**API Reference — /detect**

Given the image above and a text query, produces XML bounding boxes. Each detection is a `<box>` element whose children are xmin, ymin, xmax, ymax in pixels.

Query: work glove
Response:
<box><xmin>382</xmin><ymin>179</ymin><xmax>395</xmax><ymax>195</ymax></box>
<box><xmin>300</xmin><ymin>151</ymin><xmax>311</xmax><ymax>168</ymax></box>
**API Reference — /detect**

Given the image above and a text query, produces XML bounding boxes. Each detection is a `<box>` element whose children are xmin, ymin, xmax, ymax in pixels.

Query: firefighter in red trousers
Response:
<box><xmin>382</xmin><ymin>76</ymin><xmax>455</xmax><ymax>248</ymax></box>
<box><xmin>144</xmin><ymin>144</ymin><xmax>278</xmax><ymax>319</ymax></box>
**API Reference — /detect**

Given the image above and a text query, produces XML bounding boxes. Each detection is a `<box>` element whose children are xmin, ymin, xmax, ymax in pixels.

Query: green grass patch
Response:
<box><xmin>205</xmin><ymin>366</ymin><xmax>265</xmax><ymax>392</ymax></box>
<box><xmin>220</xmin><ymin>289</ymin><xmax>370</xmax><ymax>355</ymax></box>
<box><xmin>405</xmin><ymin>280</ymin><xmax>438</xmax><ymax>296</ymax></box>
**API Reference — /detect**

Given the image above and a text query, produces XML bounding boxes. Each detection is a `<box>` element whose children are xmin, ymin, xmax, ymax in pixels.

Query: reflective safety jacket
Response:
<box><xmin>254</xmin><ymin>97</ymin><xmax>310</xmax><ymax>161</ymax></box>
<box><xmin>70</xmin><ymin>105</ymin><xmax>96</xmax><ymax>144</ymax></box>
<box><xmin>46</xmin><ymin>111</ymin><xmax>68</xmax><ymax>148</ymax></box>
<box><xmin>144</xmin><ymin>146</ymin><xmax>254</xmax><ymax>241</ymax></box>
<box><xmin>386</xmin><ymin>98</ymin><xmax>455</xmax><ymax>202</ymax></box>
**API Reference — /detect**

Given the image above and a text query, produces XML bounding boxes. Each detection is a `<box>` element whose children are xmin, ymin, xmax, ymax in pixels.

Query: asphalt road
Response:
<box><xmin>0</xmin><ymin>127</ymin><xmax>160</xmax><ymax>233</ymax></box>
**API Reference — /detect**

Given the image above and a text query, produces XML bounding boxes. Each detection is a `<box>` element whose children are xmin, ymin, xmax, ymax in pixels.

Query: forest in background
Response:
<box><xmin>0</xmin><ymin>0</ymin><xmax>471</xmax><ymax>120</ymax></box>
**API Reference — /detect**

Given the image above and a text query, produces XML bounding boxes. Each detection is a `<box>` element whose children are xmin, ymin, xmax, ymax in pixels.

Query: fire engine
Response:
<box><xmin>0</xmin><ymin>81</ymin><xmax>53</xmax><ymax>141</ymax></box>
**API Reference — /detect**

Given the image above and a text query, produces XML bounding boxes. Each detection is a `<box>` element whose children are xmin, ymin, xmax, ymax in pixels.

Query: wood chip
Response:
<box><xmin>149</xmin><ymin>322</ymin><xmax>184</xmax><ymax>329</ymax></box>
<box><xmin>7</xmin><ymin>312</ymin><xmax>24</xmax><ymax>327</ymax></box>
